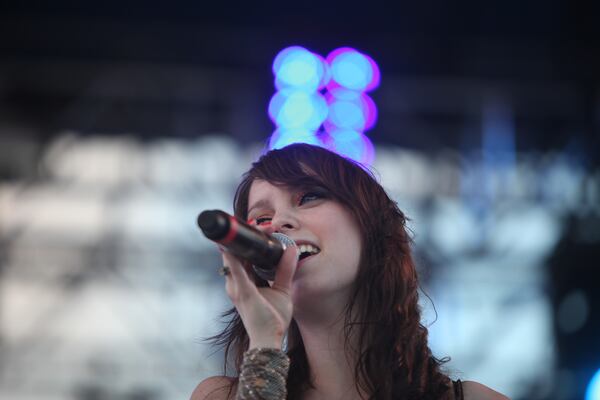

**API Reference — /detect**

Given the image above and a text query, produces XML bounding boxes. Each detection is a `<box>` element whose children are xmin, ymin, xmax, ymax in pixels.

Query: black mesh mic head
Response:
<box><xmin>197</xmin><ymin>210</ymin><xmax>229</xmax><ymax>240</ymax></box>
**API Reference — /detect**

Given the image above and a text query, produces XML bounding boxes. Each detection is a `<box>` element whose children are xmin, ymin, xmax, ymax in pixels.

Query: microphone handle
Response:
<box><xmin>197</xmin><ymin>210</ymin><xmax>285</xmax><ymax>279</ymax></box>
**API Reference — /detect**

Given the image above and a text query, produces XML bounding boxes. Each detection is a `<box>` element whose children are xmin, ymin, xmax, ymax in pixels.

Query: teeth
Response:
<box><xmin>298</xmin><ymin>244</ymin><xmax>320</xmax><ymax>255</ymax></box>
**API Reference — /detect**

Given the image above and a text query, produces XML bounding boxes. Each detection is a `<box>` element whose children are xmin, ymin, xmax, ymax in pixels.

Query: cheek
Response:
<box><xmin>332</xmin><ymin>226</ymin><xmax>362</xmax><ymax>269</ymax></box>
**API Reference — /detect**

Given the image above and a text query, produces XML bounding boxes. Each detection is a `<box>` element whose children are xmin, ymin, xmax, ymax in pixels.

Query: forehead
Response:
<box><xmin>248</xmin><ymin>179</ymin><xmax>288</xmax><ymax>203</ymax></box>
<box><xmin>246</xmin><ymin>180</ymin><xmax>279</xmax><ymax>215</ymax></box>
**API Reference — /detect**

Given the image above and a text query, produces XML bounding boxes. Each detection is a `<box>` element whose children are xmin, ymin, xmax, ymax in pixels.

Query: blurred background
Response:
<box><xmin>1</xmin><ymin>2</ymin><xmax>599</xmax><ymax>400</ymax></box>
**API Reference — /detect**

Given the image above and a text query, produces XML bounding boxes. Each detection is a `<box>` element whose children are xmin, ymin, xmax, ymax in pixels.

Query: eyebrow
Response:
<box><xmin>247</xmin><ymin>199</ymin><xmax>272</xmax><ymax>215</ymax></box>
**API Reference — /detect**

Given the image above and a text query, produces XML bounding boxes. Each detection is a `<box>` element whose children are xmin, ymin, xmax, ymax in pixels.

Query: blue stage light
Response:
<box><xmin>326</xmin><ymin>48</ymin><xmax>380</xmax><ymax>92</ymax></box>
<box><xmin>359</xmin><ymin>93</ymin><xmax>377</xmax><ymax>131</ymax></box>
<box><xmin>324</xmin><ymin>129</ymin><xmax>375</xmax><ymax>165</ymax></box>
<box><xmin>268</xmin><ymin>90</ymin><xmax>328</xmax><ymax>130</ymax></box>
<box><xmin>586</xmin><ymin>368</ymin><xmax>600</xmax><ymax>400</ymax></box>
<box><xmin>268</xmin><ymin>129</ymin><xmax>324</xmax><ymax>150</ymax></box>
<box><xmin>324</xmin><ymin>89</ymin><xmax>377</xmax><ymax>132</ymax></box>
<box><xmin>315</xmin><ymin>53</ymin><xmax>332</xmax><ymax>89</ymax></box>
<box><xmin>273</xmin><ymin>46</ymin><xmax>327</xmax><ymax>92</ymax></box>
<box><xmin>325</xmin><ymin>99</ymin><xmax>366</xmax><ymax>131</ymax></box>
<box><xmin>363</xmin><ymin>53</ymin><xmax>380</xmax><ymax>91</ymax></box>
<box><xmin>267</xmin><ymin>46</ymin><xmax>379</xmax><ymax>165</ymax></box>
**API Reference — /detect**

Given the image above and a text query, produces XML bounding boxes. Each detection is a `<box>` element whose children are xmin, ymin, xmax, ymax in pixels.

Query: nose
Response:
<box><xmin>270</xmin><ymin>211</ymin><xmax>299</xmax><ymax>233</ymax></box>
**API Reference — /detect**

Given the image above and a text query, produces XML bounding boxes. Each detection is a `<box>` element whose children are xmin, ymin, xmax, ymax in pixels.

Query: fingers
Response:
<box><xmin>221</xmin><ymin>251</ymin><xmax>259</xmax><ymax>302</ymax></box>
<box><xmin>271</xmin><ymin>243</ymin><xmax>299</xmax><ymax>293</ymax></box>
<box><xmin>217</xmin><ymin>222</ymin><xmax>299</xmax><ymax>300</ymax></box>
<box><xmin>244</xmin><ymin>224</ymin><xmax>299</xmax><ymax>293</ymax></box>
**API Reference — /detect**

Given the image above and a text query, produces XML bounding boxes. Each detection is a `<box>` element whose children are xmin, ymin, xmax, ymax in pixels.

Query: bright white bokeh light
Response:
<box><xmin>41</xmin><ymin>132</ymin><xmax>144</xmax><ymax>186</ymax></box>
<box><xmin>3</xmin><ymin>132</ymin><xmax>597</xmax><ymax>400</ymax></box>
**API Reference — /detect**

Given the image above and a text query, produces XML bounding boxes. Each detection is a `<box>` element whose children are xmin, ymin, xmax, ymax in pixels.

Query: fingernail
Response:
<box><xmin>294</xmin><ymin>245</ymin><xmax>300</xmax><ymax>260</ymax></box>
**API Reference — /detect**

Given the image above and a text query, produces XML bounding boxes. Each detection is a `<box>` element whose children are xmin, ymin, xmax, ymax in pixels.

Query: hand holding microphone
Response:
<box><xmin>197</xmin><ymin>209</ymin><xmax>299</xmax><ymax>350</ymax></box>
<box><xmin>197</xmin><ymin>209</ymin><xmax>297</xmax><ymax>280</ymax></box>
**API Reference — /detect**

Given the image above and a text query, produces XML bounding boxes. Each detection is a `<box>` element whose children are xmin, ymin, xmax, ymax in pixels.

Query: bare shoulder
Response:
<box><xmin>462</xmin><ymin>381</ymin><xmax>510</xmax><ymax>400</ymax></box>
<box><xmin>190</xmin><ymin>376</ymin><xmax>236</xmax><ymax>400</ymax></box>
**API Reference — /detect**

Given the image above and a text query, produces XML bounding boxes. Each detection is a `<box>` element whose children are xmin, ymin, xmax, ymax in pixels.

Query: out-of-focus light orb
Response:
<box><xmin>268</xmin><ymin>90</ymin><xmax>328</xmax><ymax>130</ymax></box>
<box><xmin>586</xmin><ymin>368</ymin><xmax>600</xmax><ymax>400</ymax></box>
<box><xmin>326</xmin><ymin>99</ymin><xmax>365</xmax><ymax>131</ymax></box>
<box><xmin>324</xmin><ymin>90</ymin><xmax>377</xmax><ymax>132</ymax></box>
<box><xmin>325</xmin><ymin>129</ymin><xmax>375</xmax><ymax>165</ymax></box>
<box><xmin>273</xmin><ymin>46</ymin><xmax>328</xmax><ymax>91</ymax></box>
<box><xmin>363</xmin><ymin>53</ymin><xmax>381</xmax><ymax>91</ymax></box>
<box><xmin>268</xmin><ymin>129</ymin><xmax>323</xmax><ymax>150</ymax></box>
<box><xmin>360</xmin><ymin>93</ymin><xmax>377</xmax><ymax>130</ymax></box>
<box><xmin>268</xmin><ymin>45</ymin><xmax>379</xmax><ymax>163</ymax></box>
<box><xmin>315</xmin><ymin>53</ymin><xmax>332</xmax><ymax>89</ymax></box>
<box><xmin>326</xmin><ymin>47</ymin><xmax>380</xmax><ymax>92</ymax></box>
<box><xmin>557</xmin><ymin>289</ymin><xmax>589</xmax><ymax>334</ymax></box>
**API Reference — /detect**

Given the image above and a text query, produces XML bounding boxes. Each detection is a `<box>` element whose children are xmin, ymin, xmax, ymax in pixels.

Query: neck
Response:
<box><xmin>292</xmin><ymin>303</ymin><xmax>366</xmax><ymax>400</ymax></box>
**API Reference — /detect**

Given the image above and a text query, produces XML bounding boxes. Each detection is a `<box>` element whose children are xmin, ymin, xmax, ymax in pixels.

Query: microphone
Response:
<box><xmin>197</xmin><ymin>209</ymin><xmax>296</xmax><ymax>280</ymax></box>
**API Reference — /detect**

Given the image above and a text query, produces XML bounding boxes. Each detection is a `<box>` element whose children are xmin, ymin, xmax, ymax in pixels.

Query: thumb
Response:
<box><xmin>271</xmin><ymin>243</ymin><xmax>299</xmax><ymax>293</ymax></box>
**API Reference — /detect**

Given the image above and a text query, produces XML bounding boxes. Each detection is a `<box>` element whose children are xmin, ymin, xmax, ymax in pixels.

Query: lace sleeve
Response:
<box><xmin>236</xmin><ymin>348</ymin><xmax>290</xmax><ymax>400</ymax></box>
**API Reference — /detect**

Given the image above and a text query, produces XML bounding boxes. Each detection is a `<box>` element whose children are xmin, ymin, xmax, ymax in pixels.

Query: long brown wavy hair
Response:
<box><xmin>208</xmin><ymin>143</ymin><xmax>453</xmax><ymax>399</ymax></box>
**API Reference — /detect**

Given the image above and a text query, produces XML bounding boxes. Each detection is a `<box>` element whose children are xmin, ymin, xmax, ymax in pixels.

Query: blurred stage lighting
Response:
<box><xmin>586</xmin><ymin>369</ymin><xmax>600</xmax><ymax>400</ymax></box>
<box><xmin>268</xmin><ymin>46</ymin><xmax>380</xmax><ymax>165</ymax></box>
<box><xmin>273</xmin><ymin>46</ymin><xmax>329</xmax><ymax>92</ymax></box>
<box><xmin>268</xmin><ymin>129</ymin><xmax>324</xmax><ymax>150</ymax></box>
<box><xmin>268</xmin><ymin>90</ymin><xmax>328</xmax><ymax>131</ymax></box>
<box><xmin>4</xmin><ymin>133</ymin><xmax>598</xmax><ymax>400</ymax></box>
<box><xmin>323</xmin><ymin>129</ymin><xmax>375</xmax><ymax>166</ymax></box>
<box><xmin>326</xmin><ymin>47</ymin><xmax>380</xmax><ymax>92</ymax></box>
<box><xmin>324</xmin><ymin>89</ymin><xmax>377</xmax><ymax>132</ymax></box>
<box><xmin>549</xmin><ymin>213</ymin><xmax>600</xmax><ymax>399</ymax></box>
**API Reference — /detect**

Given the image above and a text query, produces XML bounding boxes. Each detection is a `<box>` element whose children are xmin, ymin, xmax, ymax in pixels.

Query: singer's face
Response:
<box><xmin>247</xmin><ymin>179</ymin><xmax>363</xmax><ymax>302</ymax></box>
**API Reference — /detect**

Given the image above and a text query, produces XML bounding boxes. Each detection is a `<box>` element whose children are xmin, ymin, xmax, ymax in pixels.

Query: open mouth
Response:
<box><xmin>298</xmin><ymin>243</ymin><xmax>320</xmax><ymax>261</ymax></box>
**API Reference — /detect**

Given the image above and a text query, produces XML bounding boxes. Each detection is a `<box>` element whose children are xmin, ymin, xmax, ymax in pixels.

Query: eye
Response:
<box><xmin>254</xmin><ymin>216</ymin><xmax>272</xmax><ymax>225</ymax></box>
<box><xmin>298</xmin><ymin>191</ymin><xmax>326</xmax><ymax>206</ymax></box>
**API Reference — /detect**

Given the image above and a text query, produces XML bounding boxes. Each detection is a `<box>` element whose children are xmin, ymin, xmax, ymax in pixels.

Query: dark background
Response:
<box><xmin>1</xmin><ymin>1</ymin><xmax>599</xmax><ymax>155</ymax></box>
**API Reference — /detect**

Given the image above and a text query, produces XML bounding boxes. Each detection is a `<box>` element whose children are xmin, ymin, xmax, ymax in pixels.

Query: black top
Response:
<box><xmin>453</xmin><ymin>379</ymin><xmax>464</xmax><ymax>400</ymax></box>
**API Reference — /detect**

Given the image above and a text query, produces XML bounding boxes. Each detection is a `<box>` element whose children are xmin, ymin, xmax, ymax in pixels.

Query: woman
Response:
<box><xmin>191</xmin><ymin>143</ymin><xmax>509</xmax><ymax>400</ymax></box>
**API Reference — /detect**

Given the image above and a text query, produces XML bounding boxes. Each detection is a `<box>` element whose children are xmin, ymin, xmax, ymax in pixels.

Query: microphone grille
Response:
<box><xmin>271</xmin><ymin>232</ymin><xmax>296</xmax><ymax>250</ymax></box>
